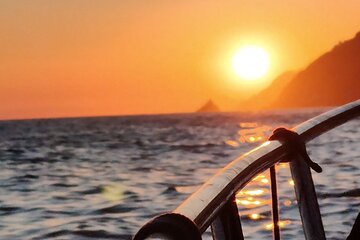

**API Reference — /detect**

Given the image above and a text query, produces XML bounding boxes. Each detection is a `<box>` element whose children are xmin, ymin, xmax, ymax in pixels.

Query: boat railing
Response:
<box><xmin>133</xmin><ymin>99</ymin><xmax>360</xmax><ymax>240</ymax></box>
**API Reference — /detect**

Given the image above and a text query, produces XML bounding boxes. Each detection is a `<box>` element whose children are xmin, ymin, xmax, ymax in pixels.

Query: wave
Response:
<box><xmin>38</xmin><ymin>229</ymin><xmax>131</xmax><ymax>239</ymax></box>
<box><xmin>318</xmin><ymin>189</ymin><xmax>360</xmax><ymax>198</ymax></box>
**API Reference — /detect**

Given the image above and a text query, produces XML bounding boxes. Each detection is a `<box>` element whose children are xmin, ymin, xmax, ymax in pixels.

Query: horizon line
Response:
<box><xmin>0</xmin><ymin>105</ymin><xmax>335</xmax><ymax>122</ymax></box>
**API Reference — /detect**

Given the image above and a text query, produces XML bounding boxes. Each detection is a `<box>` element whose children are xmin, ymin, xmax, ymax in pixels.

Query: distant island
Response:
<box><xmin>197</xmin><ymin>99</ymin><xmax>220</xmax><ymax>112</ymax></box>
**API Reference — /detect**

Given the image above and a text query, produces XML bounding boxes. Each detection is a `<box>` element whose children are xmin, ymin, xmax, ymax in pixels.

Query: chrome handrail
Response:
<box><xmin>133</xmin><ymin>99</ymin><xmax>360</xmax><ymax>240</ymax></box>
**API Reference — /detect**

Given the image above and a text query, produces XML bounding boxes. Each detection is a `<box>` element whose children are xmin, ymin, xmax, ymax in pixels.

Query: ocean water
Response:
<box><xmin>0</xmin><ymin>109</ymin><xmax>359</xmax><ymax>240</ymax></box>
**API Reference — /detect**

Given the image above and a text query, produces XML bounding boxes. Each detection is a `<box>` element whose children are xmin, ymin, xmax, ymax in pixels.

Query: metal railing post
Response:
<box><xmin>289</xmin><ymin>155</ymin><xmax>326</xmax><ymax>240</ymax></box>
<box><xmin>211</xmin><ymin>194</ymin><xmax>244</xmax><ymax>240</ymax></box>
<box><xmin>270</xmin><ymin>166</ymin><xmax>281</xmax><ymax>240</ymax></box>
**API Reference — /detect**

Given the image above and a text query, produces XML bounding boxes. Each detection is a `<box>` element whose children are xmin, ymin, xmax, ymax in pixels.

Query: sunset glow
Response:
<box><xmin>1</xmin><ymin>1</ymin><xmax>360</xmax><ymax>119</ymax></box>
<box><xmin>232</xmin><ymin>46</ymin><xmax>270</xmax><ymax>81</ymax></box>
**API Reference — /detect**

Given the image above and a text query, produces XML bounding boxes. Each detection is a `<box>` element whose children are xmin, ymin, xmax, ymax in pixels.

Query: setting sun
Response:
<box><xmin>232</xmin><ymin>46</ymin><xmax>270</xmax><ymax>81</ymax></box>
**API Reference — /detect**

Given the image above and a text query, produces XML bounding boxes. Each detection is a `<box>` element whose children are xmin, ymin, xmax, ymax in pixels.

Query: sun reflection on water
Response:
<box><xmin>252</xmin><ymin>174</ymin><xmax>266</xmax><ymax>181</ymax></box>
<box><xmin>225</xmin><ymin>140</ymin><xmax>240</xmax><ymax>147</ymax></box>
<box><xmin>236</xmin><ymin>199</ymin><xmax>263</xmax><ymax>206</ymax></box>
<box><xmin>279</xmin><ymin>163</ymin><xmax>288</xmax><ymax>168</ymax></box>
<box><xmin>225</xmin><ymin>122</ymin><xmax>272</xmax><ymax>147</ymax></box>
<box><xmin>238</xmin><ymin>123</ymin><xmax>271</xmax><ymax>144</ymax></box>
<box><xmin>265</xmin><ymin>220</ymin><xmax>292</xmax><ymax>230</ymax></box>
<box><xmin>229</xmin><ymin>122</ymin><xmax>297</xmax><ymax>233</ymax></box>
<box><xmin>249</xmin><ymin>213</ymin><xmax>261</xmax><ymax>220</ymax></box>
<box><xmin>235</xmin><ymin>165</ymin><xmax>296</xmax><ymax>233</ymax></box>
<box><xmin>239</xmin><ymin>189</ymin><xmax>265</xmax><ymax>196</ymax></box>
<box><xmin>260</xmin><ymin>178</ymin><xmax>269</xmax><ymax>184</ymax></box>
<box><xmin>283</xmin><ymin>200</ymin><xmax>292</xmax><ymax>207</ymax></box>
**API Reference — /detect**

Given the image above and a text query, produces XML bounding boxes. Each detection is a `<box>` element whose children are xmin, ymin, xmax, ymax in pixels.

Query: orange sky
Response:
<box><xmin>1</xmin><ymin>1</ymin><xmax>360</xmax><ymax>120</ymax></box>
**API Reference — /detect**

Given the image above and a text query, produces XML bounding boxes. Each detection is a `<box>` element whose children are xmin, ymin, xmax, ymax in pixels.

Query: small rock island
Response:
<box><xmin>197</xmin><ymin>99</ymin><xmax>220</xmax><ymax>113</ymax></box>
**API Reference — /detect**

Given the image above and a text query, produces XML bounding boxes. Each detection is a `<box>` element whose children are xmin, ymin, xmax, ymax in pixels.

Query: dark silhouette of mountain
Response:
<box><xmin>197</xmin><ymin>99</ymin><xmax>220</xmax><ymax>112</ymax></box>
<box><xmin>269</xmin><ymin>32</ymin><xmax>360</xmax><ymax>108</ymax></box>
<box><xmin>239</xmin><ymin>71</ymin><xmax>297</xmax><ymax>110</ymax></box>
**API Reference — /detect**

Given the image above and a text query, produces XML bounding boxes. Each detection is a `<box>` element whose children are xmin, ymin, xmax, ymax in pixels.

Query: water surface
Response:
<box><xmin>0</xmin><ymin>109</ymin><xmax>359</xmax><ymax>239</ymax></box>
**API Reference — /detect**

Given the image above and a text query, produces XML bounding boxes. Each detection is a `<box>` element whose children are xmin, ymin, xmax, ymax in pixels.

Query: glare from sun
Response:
<box><xmin>232</xmin><ymin>45</ymin><xmax>270</xmax><ymax>81</ymax></box>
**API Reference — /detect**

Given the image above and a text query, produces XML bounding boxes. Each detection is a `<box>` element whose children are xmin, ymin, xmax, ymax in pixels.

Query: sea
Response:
<box><xmin>0</xmin><ymin>109</ymin><xmax>359</xmax><ymax>240</ymax></box>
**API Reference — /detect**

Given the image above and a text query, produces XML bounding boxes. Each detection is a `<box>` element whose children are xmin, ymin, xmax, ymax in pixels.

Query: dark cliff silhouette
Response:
<box><xmin>269</xmin><ymin>32</ymin><xmax>360</xmax><ymax>108</ymax></box>
<box><xmin>239</xmin><ymin>71</ymin><xmax>297</xmax><ymax>110</ymax></box>
<box><xmin>197</xmin><ymin>99</ymin><xmax>220</xmax><ymax>112</ymax></box>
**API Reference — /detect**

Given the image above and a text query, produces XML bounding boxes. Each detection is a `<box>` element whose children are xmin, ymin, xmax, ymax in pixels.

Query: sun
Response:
<box><xmin>232</xmin><ymin>45</ymin><xmax>270</xmax><ymax>81</ymax></box>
